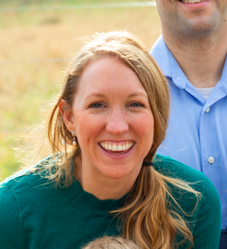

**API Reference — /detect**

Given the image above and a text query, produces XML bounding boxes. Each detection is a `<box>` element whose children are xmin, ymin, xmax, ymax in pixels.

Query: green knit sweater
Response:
<box><xmin>0</xmin><ymin>155</ymin><xmax>221</xmax><ymax>249</ymax></box>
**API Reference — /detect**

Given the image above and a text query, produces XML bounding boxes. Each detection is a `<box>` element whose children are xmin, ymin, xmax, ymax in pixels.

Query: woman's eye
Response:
<box><xmin>129</xmin><ymin>102</ymin><xmax>144</xmax><ymax>108</ymax></box>
<box><xmin>89</xmin><ymin>102</ymin><xmax>104</xmax><ymax>108</ymax></box>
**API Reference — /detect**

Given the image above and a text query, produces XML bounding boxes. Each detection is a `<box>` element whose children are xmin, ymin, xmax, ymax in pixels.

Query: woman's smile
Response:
<box><xmin>99</xmin><ymin>141</ymin><xmax>135</xmax><ymax>153</ymax></box>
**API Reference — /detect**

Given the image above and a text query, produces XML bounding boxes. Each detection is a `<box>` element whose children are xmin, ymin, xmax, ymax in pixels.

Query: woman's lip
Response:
<box><xmin>99</xmin><ymin>140</ymin><xmax>134</xmax><ymax>144</ymax></box>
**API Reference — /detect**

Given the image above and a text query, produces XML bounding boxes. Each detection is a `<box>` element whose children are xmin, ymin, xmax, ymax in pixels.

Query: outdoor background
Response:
<box><xmin>0</xmin><ymin>0</ymin><xmax>161</xmax><ymax>180</ymax></box>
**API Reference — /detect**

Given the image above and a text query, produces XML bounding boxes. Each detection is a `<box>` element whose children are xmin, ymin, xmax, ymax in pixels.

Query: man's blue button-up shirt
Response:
<box><xmin>151</xmin><ymin>36</ymin><xmax>227</xmax><ymax>230</ymax></box>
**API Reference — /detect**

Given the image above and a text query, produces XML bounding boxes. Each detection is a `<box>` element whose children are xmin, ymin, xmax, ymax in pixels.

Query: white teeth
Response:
<box><xmin>181</xmin><ymin>0</ymin><xmax>206</xmax><ymax>3</ymax></box>
<box><xmin>112</xmin><ymin>144</ymin><xmax>117</xmax><ymax>151</ymax></box>
<box><xmin>117</xmin><ymin>145</ymin><xmax>123</xmax><ymax>151</ymax></box>
<box><xmin>100</xmin><ymin>142</ymin><xmax>134</xmax><ymax>152</ymax></box>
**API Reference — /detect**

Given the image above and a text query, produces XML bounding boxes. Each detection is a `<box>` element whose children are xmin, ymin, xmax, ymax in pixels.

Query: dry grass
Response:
<box><xmin>0</xmin><ymin>5</ymin><xmax>161</xmax><ymax>179</ymax></box>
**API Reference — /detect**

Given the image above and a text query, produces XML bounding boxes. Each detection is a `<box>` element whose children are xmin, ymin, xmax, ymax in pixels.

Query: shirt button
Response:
<box><xmin>208</xmin><ymin>156</ymin><xmax>215</xmax><ymax>164</ymax></box>
<box><xmin>205</xmin><ymin>107</ymin><xmax>210</xmax><ymax>113</ymax></box>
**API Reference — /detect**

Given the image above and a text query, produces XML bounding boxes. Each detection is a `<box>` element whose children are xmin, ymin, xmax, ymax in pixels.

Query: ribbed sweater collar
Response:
<box><xmin>60</xmin><ymin>179</ymin><xmax>126</xmax><ymax>217</ymax></box>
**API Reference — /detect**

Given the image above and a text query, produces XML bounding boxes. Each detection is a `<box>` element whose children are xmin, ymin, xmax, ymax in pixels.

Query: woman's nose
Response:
<box><xmin>106</xmin><ymin>110</ymin><xmax>129</xmax><ymax>134</ymax></box>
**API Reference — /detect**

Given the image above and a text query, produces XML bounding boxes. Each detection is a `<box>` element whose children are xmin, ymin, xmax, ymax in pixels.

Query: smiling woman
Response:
<box><xmin>0</xmin><ymin>31</ymin><xmax>221</xmax><ymax>249</ymax></box>
<box><xmin>59</xmin><ymin>55</ymin><xmax>155</xmax><ymax>200</ymax></box>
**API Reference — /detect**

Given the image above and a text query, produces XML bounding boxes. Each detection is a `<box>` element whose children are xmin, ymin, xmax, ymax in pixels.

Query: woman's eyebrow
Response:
<box><xmin>84</xmin><ymin>93</ymin><xmax>106</xmax><ymax>100</ymax></box>
<box><xmin>128</xmin><ymin>92</ymin><xmax>148</xmax><ymax>98</ymax></box>
<box><xmin>84</xmin><ymin>90</ymin><xmax>148</xmax><ymax>100</ymax></box>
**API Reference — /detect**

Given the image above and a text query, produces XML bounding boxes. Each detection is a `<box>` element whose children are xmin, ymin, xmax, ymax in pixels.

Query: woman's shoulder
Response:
<box><xmin>153</xmin><ymin>154</ymin><xmax>221</xmax><ymax>243</ymax></box>
<box><xmin>153</xmin><ymin>154</ymin><xmax>214</xmax><ymax>189</ymax></box>
<box><xmin>0</xmin><ymin>156</ymin><xmax>56</xmax><ymax>196</ymax></box>
<box><xmin>153</xmin><ymin>154</ymin><xmax>221</xmax><ymax>210</ymax></box>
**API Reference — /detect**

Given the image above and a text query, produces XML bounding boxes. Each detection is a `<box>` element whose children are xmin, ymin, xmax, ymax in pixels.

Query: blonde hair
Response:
<box><xmin>21</xmin><ymin>31</ymin><xmax>201</xmax><ymax>249</ymax></box>
<box><xmin>82</xmin><ymin>236</ymin><xmax>141</xmax><ymax>249</ymax></box>
<box><xmin>47</xmin><ymin>31</ymin><xmax>170</xmax><ymax>184</ymax></box>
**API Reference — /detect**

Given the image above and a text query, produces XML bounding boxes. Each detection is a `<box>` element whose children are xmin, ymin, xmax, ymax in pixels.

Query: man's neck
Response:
<box><xmin>163</xmin><ymin>33</ymin><xmax>227</xmax><ymax>88</ymax></box>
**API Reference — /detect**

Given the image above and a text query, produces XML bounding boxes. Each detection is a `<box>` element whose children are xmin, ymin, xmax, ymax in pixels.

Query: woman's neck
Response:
<box><xmin>73</xmin><ymin>156</ymin><xmax>137</xmax><ymax>200</ymax></box>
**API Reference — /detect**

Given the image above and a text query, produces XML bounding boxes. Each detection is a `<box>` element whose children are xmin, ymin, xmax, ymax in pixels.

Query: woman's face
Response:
<box><xmin>69</xmin><ymin>55</ymin><xmax>154</xmax><ymax>193</ymax></box>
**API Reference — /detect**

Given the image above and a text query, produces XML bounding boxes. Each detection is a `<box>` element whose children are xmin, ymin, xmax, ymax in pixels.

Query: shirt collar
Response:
<box><xmin>151</xmin><ymin>35</ymin><xmax>227</xmax><ymax>94</ymax></box>
<box><xmin>219</xmin><ymin>56</ymin><xmax>227</xmax><ymax>93</ymax></box>
<box><xmin>150</xmin><ymin>35</ymin><xmax>187</xmax><ymax>89</ymax></box>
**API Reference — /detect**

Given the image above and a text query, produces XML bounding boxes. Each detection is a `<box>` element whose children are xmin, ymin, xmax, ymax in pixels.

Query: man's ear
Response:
<box><xmin>59</xmin><ymin>99</ymin><xmax>75</xmax><ymax>133</ymax></box>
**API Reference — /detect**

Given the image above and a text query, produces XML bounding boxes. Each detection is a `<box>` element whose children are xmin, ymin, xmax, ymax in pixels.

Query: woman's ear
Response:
<box><xmin>59</xmin><ymin>99</ymin><xmax>75</xmax><ymax>133</ymax></box>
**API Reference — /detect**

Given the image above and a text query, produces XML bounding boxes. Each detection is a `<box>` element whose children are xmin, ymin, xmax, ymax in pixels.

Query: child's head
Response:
<box><xmin>81</xmin><ymin>236</ymin><xmax>141</xmax><ymax>249</ymax></box>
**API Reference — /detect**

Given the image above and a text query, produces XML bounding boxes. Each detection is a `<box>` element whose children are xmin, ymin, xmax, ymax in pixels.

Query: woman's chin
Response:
<box><xmin>99</xmin><ymin>164</ymin><xmax>141</xmax><ymax>182</ymax></box>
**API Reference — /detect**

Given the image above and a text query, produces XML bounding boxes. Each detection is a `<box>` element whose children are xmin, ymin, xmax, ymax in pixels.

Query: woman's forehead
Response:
<box><xmin>74</xmin><ymin>55</ymin><xmax>147</xmax><ymax>99</ymax></box>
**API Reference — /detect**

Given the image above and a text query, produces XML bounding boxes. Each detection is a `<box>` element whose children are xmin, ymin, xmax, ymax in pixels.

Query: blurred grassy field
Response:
<box><xmin>0</xmin><ymin>0</ymin><xmax>161</xmax><ymax>180</ymax></box>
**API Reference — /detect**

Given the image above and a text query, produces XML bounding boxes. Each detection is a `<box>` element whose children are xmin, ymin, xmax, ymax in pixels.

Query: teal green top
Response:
<box><xmin>0</xmin><ymin>155</ymin><xmax>221</xmax><ymax>249</ymax></box>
